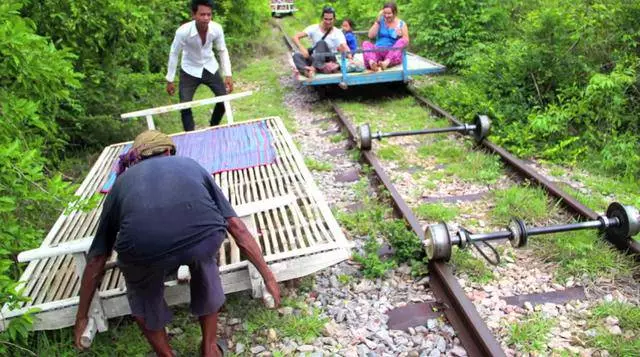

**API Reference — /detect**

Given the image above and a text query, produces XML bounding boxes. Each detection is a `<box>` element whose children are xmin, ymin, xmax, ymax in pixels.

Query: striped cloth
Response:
<box><xmin>100</xmin><ymin>121</ymin><xmax>277</xmax><ymax>193</ymax></box>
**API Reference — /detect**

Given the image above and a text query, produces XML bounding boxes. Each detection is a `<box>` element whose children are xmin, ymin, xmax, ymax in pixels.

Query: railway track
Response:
<box><xmin>276</xmin><ymin>20</ymin><xmax>639</xmax><ymax>356</ymax></box>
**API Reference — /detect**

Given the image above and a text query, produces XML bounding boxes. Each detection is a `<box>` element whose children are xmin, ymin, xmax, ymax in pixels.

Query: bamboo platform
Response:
<box><xmin>0</xmin><ymin>117</ymin><xmax>351</xmax><ymax>331</ymax></box>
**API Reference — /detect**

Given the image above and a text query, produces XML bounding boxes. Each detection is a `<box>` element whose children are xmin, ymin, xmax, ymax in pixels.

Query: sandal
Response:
<box><xmin>217</xmin><ymin>339</ymin><xmax>228</xmax><ymax>356</ymax></box>
<box><xmin>198</xmin><ymin>339</ymin><xmax>228</xmax><ymax>357</ymax></box>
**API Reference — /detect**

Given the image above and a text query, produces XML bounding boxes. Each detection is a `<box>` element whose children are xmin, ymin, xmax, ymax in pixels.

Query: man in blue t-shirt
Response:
<box><xmin>74</xmin><ymin>130</ymin><xmax>280</xmax><ymax>357</ymax></box>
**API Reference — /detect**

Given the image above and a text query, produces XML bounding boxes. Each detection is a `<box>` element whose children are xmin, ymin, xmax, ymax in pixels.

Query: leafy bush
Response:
<box><xmin>403</xmin><ymin>0</ymin><xmax>515</xmax><ymax>68</ymax></box>
<box><xmin>0</xmin><ymin>0</ymin><xmax>84</xmax><ymax>350</ymax></box>
<box><xmin>416</xmin><ymin>0</ymin><xmax>640</xmax><ymax>178</ymax></box>
<box><xmin>353</xmin><ymin>237</ymin><xmax>396</xmax><ymax>279</ymax></box>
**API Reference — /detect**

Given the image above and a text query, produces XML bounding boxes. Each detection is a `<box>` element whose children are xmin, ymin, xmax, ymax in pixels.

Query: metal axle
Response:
<box><xmin>359</xmin><ymin>114</ymin><xmax>491</xmax><ymax>150</ymax></box>
<box><xmin>424</xmin><ymin>202</ymin><xmax>640</xmax><ymax>261</ymax></box>
<box><xmin>374</xmin><ymin>123</ymin><xmax>479</xmax><ymax>140</ymax></box>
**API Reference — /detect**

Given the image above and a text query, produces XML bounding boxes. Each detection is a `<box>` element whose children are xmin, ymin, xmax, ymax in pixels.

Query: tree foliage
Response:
<box><xmin>415</xmin><ymin>0</ymin><xmax>640</xmax><ymax>177</ymax></box>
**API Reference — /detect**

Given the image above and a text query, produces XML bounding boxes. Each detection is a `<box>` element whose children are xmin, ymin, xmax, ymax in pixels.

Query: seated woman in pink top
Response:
<box><xmin>363</xmin><ymin>2</ymin><xmax>410</xmax><ymax>71</ymax></box>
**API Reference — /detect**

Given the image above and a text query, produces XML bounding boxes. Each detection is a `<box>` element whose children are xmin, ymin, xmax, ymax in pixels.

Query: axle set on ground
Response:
<box><xmin>424</xmin><ymin>202</ymin><xmax>640</xmax><ymax>261</ymax></box>
<box><xmin>358</xmin><ymin>114</ymin><xmax>491</xmax><ymax>150</ymax></box>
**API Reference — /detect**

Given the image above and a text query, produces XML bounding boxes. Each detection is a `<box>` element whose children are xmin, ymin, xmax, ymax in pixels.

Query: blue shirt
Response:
<box><xmin>344</xmin><ymin>31</ymin><xmax>358</xmax><ymax>53</ymax></box>
<box><xmin>88</xmin><ymin>156</ymin><xmax>237</xmax><ymax>264</ymax></box>
<box><xmin>376</xmin><ymin>19</ymin><xmax>404</xmax><ymax>48</ymax></box>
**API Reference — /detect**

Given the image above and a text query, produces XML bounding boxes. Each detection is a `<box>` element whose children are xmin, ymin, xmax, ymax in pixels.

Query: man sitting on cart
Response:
<box><xmin>292</xmin><ymin>6</ymin><xmax>351</xmax><ymax>78</ymax></box>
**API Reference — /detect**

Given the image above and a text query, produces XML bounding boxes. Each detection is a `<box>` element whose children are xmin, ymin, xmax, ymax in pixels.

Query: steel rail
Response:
<box><xmin>407</xmin><ymin>87</ymin><xmax>640</xmax><ymax>256</ymax></box>
<box><xmin>331</xmin><ymin>102</ymin><xmax>506</xmax><ymax>357</ymax></box>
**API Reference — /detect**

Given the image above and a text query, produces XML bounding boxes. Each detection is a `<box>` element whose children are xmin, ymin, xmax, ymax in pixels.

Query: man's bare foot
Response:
<box><xmin>304</xmin><ymin>66</ymin><xmax>315</xmax><ymax>78</ymax></box>
<box><xmin>380</xmin><ymin>60</ymin><xmax>390</xmax><ymax>70</ymax></box>
<box><xmin>369</xmin><ymin>60</ymin><xmax>379</xmax><ymax>72</ymax></box>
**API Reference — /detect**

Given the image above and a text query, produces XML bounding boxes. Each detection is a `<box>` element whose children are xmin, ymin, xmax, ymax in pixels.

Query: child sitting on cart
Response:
<box><xmin>342</xmin><ymin>18</ymin><xmax>365</xmax><ymax>73</ymax></box>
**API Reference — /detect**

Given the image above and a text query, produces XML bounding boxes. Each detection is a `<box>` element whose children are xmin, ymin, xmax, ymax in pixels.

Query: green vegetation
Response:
<box><xmin>353</xmin><ymin>237</ymin><xmax>397</xmax><ymax>279</ymax></box>
<box><xmin>585</xmin><ymin>302</ymin><xmax>640</xmax><ymax>356</ymax></box>
<box><xmin>337</xmin><ymin>178</ymin><xmax>426</xmax><ymax>278</ymax></box>
<box><xmin>337</xmin><ymin>274</ymin><xmax>354</xmax><ymax>285</ymax></box>
<box><xmin>417</xmin><ymin>141</ymin><xmax>503</xmax><ymax>184</ymax></box>
<box><xmin>534</xmin><ymin>230</ymin><xmax>635</xmax><ymax>283</ymax></box>
<box><xmin>225</xmin><ymin>294</ymin><xmax>328</xmax><ymax>347</ymax></box>
<box><xmin>329</xmin><ymin>133</ymin><xmax>348</xmax><ymax>143</ymax></box>
<box><xmin>336</xmin><ymin>97</ymin><xmax>441</xmax><ymax>134</ymax></box>
<box><xmin>408</xmin><ymin>0</ymin><xmax>640</xmax><ymax>179</ymax></box>
<box><xmin>507</xmin><ymin>312</ymin><xmax>555</xmax><ymax>353</ymax></box>
<box><xmin>450</xmin><ymin>249</ymin><xmax>494</xmax><ymax>284</ymax></box>
<box><xmin>592</xmin><ymin>302</ymin><xmax>640</xmax><ymax>330</ymax></box>
<box><xmin>491</xmin><ymin>185</ymin><xmax>555</xmax><ymax>224</ymax></box>
<box><xmin>377</xmin><ymin>144</ymin><xmax>406</xmax><ymax>163</ymax></box>
<box><xmin>304</xmin><ymin>157</ymin><xmax>333</xmax><ymax>171</ymax></box>
<box><xmin>415</xmin><ymin>203</ymin><xmax>459</xmax><ymax>222</ymax></box>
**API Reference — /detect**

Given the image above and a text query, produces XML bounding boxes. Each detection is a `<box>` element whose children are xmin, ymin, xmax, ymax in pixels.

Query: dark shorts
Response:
<box><xmin>118</xmin><ymin>232</ymin><xmax>226</xmax><ymax>331</ymax></box>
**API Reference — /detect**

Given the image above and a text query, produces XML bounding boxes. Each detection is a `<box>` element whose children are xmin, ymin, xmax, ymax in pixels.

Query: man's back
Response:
<box><xmin>109</xmin><ymin>156</ymin><xmax>235</xmax><ymax>263</ymax></box>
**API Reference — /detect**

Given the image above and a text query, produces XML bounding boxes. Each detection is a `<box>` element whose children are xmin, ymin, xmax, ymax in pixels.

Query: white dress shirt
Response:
<box><xmin>165</xmin><ymin>20</ymin><xmax>232</xmax><ymax>82</ymax></box>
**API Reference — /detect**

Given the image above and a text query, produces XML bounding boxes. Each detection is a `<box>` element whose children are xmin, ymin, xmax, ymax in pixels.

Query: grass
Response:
<box><xmin>224</xmin><ymin>293</ymin><xmax>328</xmax><ymax>348</ymax></box>
<box><xmin>491</xmin><ymin>184</ymin><xmax>555</xmax><ymax>224</ymax></box>
<box><xmin>417</xmin><ymin>140</ymin><xmax>503</xmax><ymax>184</ymax></box>
<box><xmin>417</xmin><ymin>139</ymin><xmax>466</xmax><ymax>162</ymax></box>
<box><xmin>329</xmin><ymin>132</ymin><xmax>347</xmax><ymax>143</ymax></box>
<box><xmin>584</xmin><ymin>302</ymin><xmax>640</xmax><ymax>356</ymax></box>
<box><xmin>592</xmin><ymin>302</ymin><xmax>640</xmax><ymax>330</ymax></box>
<box><xmin>507</xmin><ymin>312</ymin><xmax>555</xmax><ymax>353</ymax></box>
<box><xmin>377</xmin><ymin>144</ymin><xmax>406</xmax><ymax>162</ymax></box>
<box><xmin>415</xmin><ymin>202</ymin><xmax>459</xmax><ymax>222</ymax></box>
<box><xmin>534</xmin><ymin>230</ymin><xmax>635</xmax><ymax>283</ymax></box>
<box><xmin>304</xmin><ymin>157</ymin><xmax>333</xmax><ymax>171</ymax></box>
<box><xmin>337</xmin><ymin>96</ymin><xmax>441</xmax><ymax>134</ymax></box>
<box><xmin>556</xmin><ymin>182</ymin><xmax>609</xmax><ymax>213</ymax></box>
<box><xmin>579</xmin><ymin>174</ymin><xmax>640</xmax><ymax>209</ymax></box>
<box><xmin>548</xmin><ymin>165</ymin><xmax>566</xmax><ymax>177</ymax></box>
<box><xmin>450</xmin><ymin>248</ymin><xmax>494</xmax><ymax>284</ymax></box>
<box><xmin>337</xmin><ymin>274</ymin><xmax>354</xmax><ymax>285</ymax></box>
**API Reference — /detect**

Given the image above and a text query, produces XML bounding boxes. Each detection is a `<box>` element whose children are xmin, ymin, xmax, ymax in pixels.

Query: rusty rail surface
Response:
<box><xmin>331</xmin><ymin>102</ymin><xmax>506</xmax><ymax>357</ymax></box>
<box><xmin>407</xmin><ymin>87</ymin><xmax>640</xmax><ymax>256</ymax></box>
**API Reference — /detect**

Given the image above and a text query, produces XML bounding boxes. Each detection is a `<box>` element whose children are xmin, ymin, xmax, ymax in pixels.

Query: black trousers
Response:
<box><xmin>292</xmin><ymin>40</ymin><xmax>333</xmax><ymax>73</ymax></box>
<box><xmin>179</xmin><ymin>69</ymin><xmax>227</xmax><ymax>131</ymax></box>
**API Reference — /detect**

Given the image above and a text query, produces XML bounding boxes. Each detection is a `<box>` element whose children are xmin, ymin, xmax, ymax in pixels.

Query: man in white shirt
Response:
<box><xmin>292</xmin><ymin>6</ymin><xmax>350</xmax><ymax>78</ymax></box>
<box><xmin>166</xmin><ymin>0</ymin><xmax>233</xmax><ymax>132</ymax></box>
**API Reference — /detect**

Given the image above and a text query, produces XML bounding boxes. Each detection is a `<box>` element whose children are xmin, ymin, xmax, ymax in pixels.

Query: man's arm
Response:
<box><xmin>212</xmin><ymin>24</ymin><xmax>233</xmax><ymax>93</ymax></box>
<box><xmin>74</xmin><ymin>191</ymin><xmax>119</xmax><ymax>349</ymax></box>
<box><xmin>292</xmin><ymin>31</ymin><xmax>310</xmax><ymax>58</ymax></box>
<box><xmin>74</xmin><ymin>254</ymin><xmax>108</xmax><ymax>349</ymax></box>
<box><xmin>226</xmin><ymin>217</ymin><xmax>281</xmax><ymax>307</ymax></box>
<box><xmin>165</xmin><ymin>29</ymin><xmax>185</xmax><ymax>95</ymax></box>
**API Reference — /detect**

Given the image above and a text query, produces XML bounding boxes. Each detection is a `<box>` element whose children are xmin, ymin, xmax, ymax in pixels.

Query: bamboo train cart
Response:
<box><xmin>287</xmin><ymin>31</ymin><xmax>445</xmax><ymax>88</ymax></box>
<box><xmin>1</xmin><ymin>92</ymin><xmax>352</xmax><ymax>345</ymax></box>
